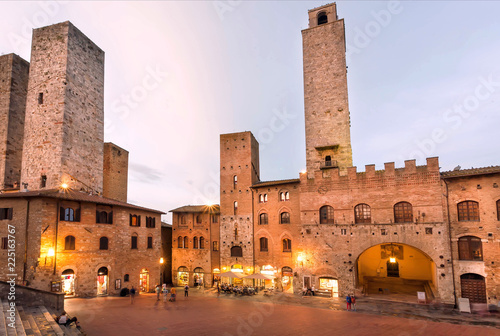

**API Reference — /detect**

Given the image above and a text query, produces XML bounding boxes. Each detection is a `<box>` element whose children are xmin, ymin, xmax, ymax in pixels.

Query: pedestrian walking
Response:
<box><xmin>351</xmin><ymin>294</ymin><xmax>356</xmax><ymax>311</ymax></box>
<box><xmin>184</xmin><ymin>284</ymin><xmax>189</xmax><ymax>297</ymax></box>
<box><xmin>311</xmin><ymin>285</ymin><xmax>316</xmax><ymax>296</ymax></box>
<box><xmin>162</xmin><ymin>284</ymin><xmax>168</xmax><ymax>302</ymax></box>
<box><xmin>155</xmin><ymin>284</ymin><xmax>161</xmax><ymax>301</ymax></box>
<box><xmin>346</xmin><ymin>294</ymin><xmax>352</xmax><ymax>311</ymax></box>
<box><xmin>217</xmin><ymin>284</ymin><xmax>220</xmax><ymax>297</ymax></box>
<box><xmin>169</xmin><ymin>286</ymin><xmax>176</xmax><ymax>302</ymax></box>
<box><xmin>130</xmin><ymin>286</ymin><xmax>136</xmax><ymax>304</ymax></box>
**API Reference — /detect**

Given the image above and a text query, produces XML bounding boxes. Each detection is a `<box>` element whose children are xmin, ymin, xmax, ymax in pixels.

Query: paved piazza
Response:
<box><xmin>65</xmin><ymin>293</ymin><xmax>499</xmax><ymax>336</ymax></box>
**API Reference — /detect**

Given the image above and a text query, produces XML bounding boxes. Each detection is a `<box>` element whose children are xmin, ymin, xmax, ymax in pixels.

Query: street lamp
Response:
<box><xmin>159</xmin><ymin>257</ymin><xmax>164</xmax><ymax>285</ymax></box>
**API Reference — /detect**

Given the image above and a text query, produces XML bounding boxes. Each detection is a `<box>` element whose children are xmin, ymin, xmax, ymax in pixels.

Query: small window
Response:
<box><xmin>325</xmin><ymin>155</ymin><xmax>332</xmax><ymax>167</ymax></box>
<box><xmin>65</xmin><ymin>236</ymin><xmax>75</xmax><ymax>250</ymax></box>
<box><xmin>457</xmin><ymin>201</ymin><xmax>480</xmax><ymax>221</ymax></box>
<box><xmin>234</xmin><ymin>201</ymin><xmax>238</xmax><ymax>216</ymax></box>
<box><xmin>177</xmin><ymin>236</ymin><xmax>183</xmax><ymax>248</ymax></box>
<box><xmin>183</xmin><ymin>236</ymin><xmax>188</xmax><ymax>249</ymax></box>
<box><xmin>259</xmin><ymin>194</ymin><xmax>268</xmax><ymax>203</ymax></box>
<box><xmin>147</xmin><ymin>236</ymin><xmax>153</xmax><ymax>249</ymax></box>
<box><xmin>354</xmin><ymin>204</ymin><xmax>371</xmax><ymax>224</ymax></box>
<box><xmin>130</xmin><ymin>214</ymin><xmax>140</xmax><ymax>227</ymax></box>
<box><xmin>394</xmin><ymin>202</ymin><xmax>413</xmax><ymax>223</ymax></box>
<box><xmin>280</xmin><ymin>191</ymin><xmax>290</xmax><ymax>201</ymax></box>
<box><xmin>317</xmin><ymin>12</ymin><xmax>328</xmax><ymax>25</ymax></box>
<box><xmin>180</xmin><ymin>215</ymin><xmax>186</xmax><ymax>225</ymax></box>
<box><xmin>381</xmin><ymin>229</ymin><xmax>387</xmax><ymax>236</ymax></box>
<box><xmin>99</xmin><ymin>237</ymin><xmax>109</xmax><ymax>250</ymax></box>
<box><xmin>41</xmin><ymin>175</ymin><xmax>47</xmax><ymax>188</ymax></box>
<box><xmin>233</xmin><ymin>175</ymin><xmax>238</xmax><ymax>189</ymax></box>
<box><xmin>282</xmin><ymin>238</ymin><xmax>292</xmax><ymax>252</ymax></box>
<box><xmin>193</xmin><ymin>236</ymin><xmax>199</xmax><ymax>249</ymax></box>
<box><xmin>38</xmin><ymin>92</ymin><xmax>43</xmax><ymax>104</ymax></box>
<box><xmin>1</xmin><ymin>237</ymin><xmax>8</xmax><ymax>249</ymax></box>
<box><xmin>60</xmin><ymin>207</ymin><xmax>80</xmax><ymax>222</ymax></box>
<box><xmin>213</xmin><ymin>241</ymin><xmax>219</xmax><ymax>251</ymax></box>
<box><xmin>231</xmin><ymin>246</ymin><xmax>243</xmax><ymax>257</ymax></box>
<box><xmin>259</xmin><ymin>213</ymin><xmax>268</xmax><ymax>225</ymax></box>
<box><xmin>0</xmin><ymin>208</ymin><xmax>13</xmax><ymax>220</ymax></box>
<box><xmin>497</xmin><ymin>200</ymin><xmax>500</xmax><ymax>221</ymax></box>
<box><xmin>260</xmin><ymin>237</ymin><xmax>268</xmax><ymax>252</ymax></box>
<box><xmin>320</xmin><ymin>206</ymin><xmax>334</xmax><ymax>224</ymax></box>
<box><xmin>200</xmin><ymin>237</ymin><xmax>205</xmax><ymax>249</ymax></box>
<box><xmin>96</xmin><ymin>210</ymin><xmax>113</xmax><ymax>224</ymax></box>
<box><xmin>196</xmin><ymin>215</ymin><xmax>202</xmax><ymax>224</ymax></box>
<box><xmin>458</xmin><ymin>236</ymin><xmax>483</xmax><ymax>261</ymax></box>
<box><xmin>212</xmin><ymin>215</ymin><xmax>219</xmax><ymax>223</ymax></box>
<box><xmin>131</xmin><ymin>235</ymin><xmax>138</xmax><ymax>249</ymax></box>
<box><xmin>124</xmin><ymin>274</ymin><xmax>130</xmax><ymax>282</ymax></box>
<box><xmin>425</xmin><ymin>228</ymin><xmax>433</xmax><ymax>235</ymax></box>
<box><xmin>341</xmin><ymin>229</ymin><xmax>347</xmax><ymax>235</ymax></box>
<box><xmin>280</xmin><ymin>212</ymin><xmax>290</xmax><ymax>224</ymax></box>
<box><xmin>146</xmin><ymin>216</ymin><xmax>156</xmax><ymax>228</ymax></box>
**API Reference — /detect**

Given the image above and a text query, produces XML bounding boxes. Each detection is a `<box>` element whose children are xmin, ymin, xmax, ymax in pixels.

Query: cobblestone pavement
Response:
<box><xmin>65</xmin><ymin>288</ymin><xmax>499</xmax><ymax>336</ymax></box>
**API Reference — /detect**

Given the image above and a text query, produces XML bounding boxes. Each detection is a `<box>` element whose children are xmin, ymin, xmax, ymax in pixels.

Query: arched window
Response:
<box><xmin>282</xmin><ymin>238</ymin><xmax>292</xmax><ymax>252</ymax></box>
<box><xmin>146</xmin><ymin>216</ymin><xmax>156</xmax><ymax>228</ymax></box>
<box><xmin>231</xmin><ymin>246</ymin><xmax>243</xmax><ymax>257</ymax></box>
<box><xmin>260</xmin><ymin>237</ymin><xmax>268</xmax><ymax>252</ymax></box>
<box><xmin>280</xmin><ymin>212</ymin><xmax>290</xmax><ymax>224</ymax></box>
<box><xmin>65</xmin><ymin>236</ymin><xmax>75</xmax><ymax>250</ymax></box>
<box><xmin>65</xmin><ymin>208</ymin><xmax>74</xmax><ymax>221</ymax></box>
<box><xmin>234</xmin><ymin>201</ymin><xmax>238</xmax><ymax>215</ymax></box>
<box><xmin>259</xmin><ymin>194</ymin><xmax>268</xmax><ymax>203</ymax></box>
<box><xmin>147</xmin><ymin>235</ymin><xmax>153</xmax><ymax>249</ymax></box>
<box><xmin>183</xmin><ymin>236</ymin><xmax>189</xmax><ymax>249</ymax></box>
<box><xmin>200</xmin><ymin>237</ymin><xmax>205</xmax><ymax>249</ymax></box>
<box><xmin>60</xmin><ymin>207</ymin><xmax>80</xmax><ymax>222</ymax></box>
<box><xmin>394</xmin><ymin>202</ymin><xmax>413</xmax><ymax>223</ymax></box>
<box><xmin>130</xmin><ymin>214</ymin><xmax>140</xmax><ymax>226</ymax></box>
<box><xmin>259</xmin><ymin>213</ymin><xmax>268</xmax><ymax>225</ymax></box>
<box><xmin>320</xmin><ymin>205</ymin><xmax>334</xmax><ymax>224</ymax></box>
<box><xmin>99</xmin><ymin>237</ymin><xmax>108</xmax><ymax>250</ymax></box>
<box><xmin>458</xmin><ymin>236</ymin><xmax>483</xmax><ymax>261</ymax></box>
<box><xmin>317</xmin><ymin>12</ymin><xmax>328</xmax><ymax>25</ymax></box>
<box><xmin>180</xmin><ymin>215</ymin><xmax>186</xmax><ymax>225</ymax></box>
<box><xmin>131</xmin><ymin>234</ymin><xmax>138</xmax><ymax>249</ymax></box>
<box><xmin>124</xmin><ymin>274</ymin><xmax>129</xmax><ymax>282</ymax></box>
<box><xmin>457</xmin><ymin>201</ymin><xmax>480</xmax><ymax>221</ymax></box>
<box><xmin>178</xmin><ymin>236</ymin><xmax>183</xmax><ymax>248</ymax></box>
<box><xmin>233</xmin><ymin>175</ymin><xmax>238</xmax><ymax>189</ymax></box>
<box><xmin>497</xmin><ymin>200</ymin><xmax>500</xmax><ymax>221</ymax></box>
<box><xmin>354</xmin><ymin>204</ymin><xmax>371</xmax><ymax>224</ymax></box>
<box><xmin>325</xmin><ymin>155</ymin><xmax>332</xmax><ymax>167</ymax></box>
<box><xmin>196</xmin><ymin>215</ymin><xmax>202</xmax><ymax>224</ymax></box>
<box><xmin>193</xmin><ymin>236</ymin><xmax>199</xmax><ymax>249</ymax></box>
<box><xmin>280</xmin><ymin>191</ymin><xmax>290</xmax><ymax>201</ymax></box>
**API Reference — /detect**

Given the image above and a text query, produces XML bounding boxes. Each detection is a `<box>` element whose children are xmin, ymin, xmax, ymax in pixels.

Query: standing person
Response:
<box><xmin>155</xmin><ymin>284</ymin><xmax>161</xmax><ymax>301</ymax></box>
<box><xmin>351</xmin><ymin>294</ymin><xmax>356</xmax><ymax>311</ymax></box>
<box><xmin>130</xmin><ymin>286</ymin><xmax>136</xmax><ymax>304</ymax></box>
<box><xmin>170</xmin><ymin>286</ymin><xmax>176</xmax><ymax>302</ymax></box>
<box><xmin>184</xmin><ymin>284</ymin><xmax>189</xmax><ymax>297</ymax></box>
<box><xmin>217</xmin><ymin>284</ymin><xmax>220</xmax><ymax>297</ymax></box>
<box><xmin>311</xmin><ymin>285</ymin><xmax>316</xmax><ymax>296</ymax></box>
<box><xmin>346</xmin><ymin>294</ymin><xmax>352</xmax><ymax>311</ymax></box>
<box><xmin>162</xmin><ymin>284</ymin><xmax>168</xmax><ymax>303</ymax></box>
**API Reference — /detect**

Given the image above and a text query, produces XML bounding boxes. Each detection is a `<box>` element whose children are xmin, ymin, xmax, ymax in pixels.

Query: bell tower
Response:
<box><xmin>302</xmin><ymin>3</ymin><xmax>352</xmax><ymax>177</ymax></box>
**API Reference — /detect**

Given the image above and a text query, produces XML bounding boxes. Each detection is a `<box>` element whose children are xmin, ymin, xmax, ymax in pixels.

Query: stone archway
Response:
<box><xmin>356</xmin><ymin>243</ymin><xmax>437</xmax><ymax>300</ymax></box>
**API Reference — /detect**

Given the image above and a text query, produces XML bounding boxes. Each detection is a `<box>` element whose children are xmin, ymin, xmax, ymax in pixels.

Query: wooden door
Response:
<box><xmin>461</xmin><ymin>274</ymin><xmax>486</xmax><ymax>303</ymax></box>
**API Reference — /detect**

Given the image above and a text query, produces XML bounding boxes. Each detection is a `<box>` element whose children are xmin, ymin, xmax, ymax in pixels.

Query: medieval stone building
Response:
<box><xmin>0</xmin><ymin>21</ymin><xmax>163</xmax><ymax>297</ymax></box>
<box><xmin>172</xmin><ymin>3</ymin><xmax>499</xmax><ymax>308</ymax></box>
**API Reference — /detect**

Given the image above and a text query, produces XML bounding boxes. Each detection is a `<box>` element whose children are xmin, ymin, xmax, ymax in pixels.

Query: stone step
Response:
<box><xmin>12</xmin><ymin>307</ymin><xmax>26</xmax><ymax>336</ymax></box>
<box><xmin>0</xmin><ymin>299</ymin><xmax>7</xmax><ymax>336</ymax></box>
<box><xmin>23</xmin><ymin>307</ymin><xmax>56</xmax><ymax>336</ymax></box>
<box><xmin>1</xmin><ymin>301</ymin><xmax>17</xmax><ymax>336</ymax></box>
<box><xmin>37</xmin><ymin>308</ymin><xmax>63</xmax><ymax>336</ymax></box>
<box><xmin>45</xmin><ymin>308</ymin><xmax>81</xmax><ymax>336</ymax></box>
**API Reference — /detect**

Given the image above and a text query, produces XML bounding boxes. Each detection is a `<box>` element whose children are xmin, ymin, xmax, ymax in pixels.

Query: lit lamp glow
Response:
<box><xmin>159</xmin><ymin>257</ymin><xmax>164</xmax><ymax>264</ymax></box>
<box><xmin>47</xmin><ymin>248</ymin><xmax>55</xmax><ymax>257</ymax></box>
<box><xmin>61</xmin><ymin>183</ymin><xmax>69</xmax><ymax>189</ymax></box>
<box><xmin>389</xmin><ymin>257</ymin><xmax>396</xmax><ymax>263</ymax></box>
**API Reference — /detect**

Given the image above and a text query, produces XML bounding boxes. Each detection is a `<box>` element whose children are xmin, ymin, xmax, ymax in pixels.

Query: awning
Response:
<box><xmin>218</xmin><ymin>271</ymin><xmax>244</xmax><ymax>278</ymax></box>
<box><xmin>243</xmin><ymin>273</ymin><xmax>275</xmax><ymax>280</ymax></box>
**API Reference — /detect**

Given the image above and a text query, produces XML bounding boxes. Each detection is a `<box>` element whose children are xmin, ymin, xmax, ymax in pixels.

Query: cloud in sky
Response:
<box><xmin>1</xmin><ymin>1</ymin><xmax>499</xmax><ymax>222</ymax></box>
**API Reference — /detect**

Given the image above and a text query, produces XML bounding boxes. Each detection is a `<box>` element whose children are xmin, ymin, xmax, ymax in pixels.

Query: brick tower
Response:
<box><xmin>21</xmin><ymin>21</ymin><xmax>104</xmax><ymax>193</ymax></box>
<box><xmin>302</xmin><ymin>3</ymin><xmax>352</xmax><ymax>177</ymax></box>
<box><xmin>219</xmin><ymin>132</ymin><xmax>260</xmax><ymax>273</ymax></box>
<box><xmin>103</xmin><ymin>142</ymin><xmax>129</xmax><ymax>202</ymax></box>
<box><xmin>0</xmin><ymin>54</ymin><xmax>29</xmax><ymax>190</ymax></box>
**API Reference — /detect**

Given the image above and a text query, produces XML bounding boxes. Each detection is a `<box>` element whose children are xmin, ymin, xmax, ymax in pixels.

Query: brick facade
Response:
<box><xmin>103</xmin><ymin>143</ymin><xmax>129</xmax><ymax>203</ymax></box>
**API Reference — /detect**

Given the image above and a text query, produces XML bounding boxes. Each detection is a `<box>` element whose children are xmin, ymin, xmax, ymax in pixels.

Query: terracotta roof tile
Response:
<box><xmin>441</xmin><ymin>166</ymin><xmax>500</xmax><ymax>179</ymax></box>
<box><xmin>252</xmin><ymin>178</ymin><xmax>300</xmax><ymax>188</ymax></box>
<box><xmin>169</xmin><ymin>205</ymin><xmax>220</xmax><ymax>214</ymax></box>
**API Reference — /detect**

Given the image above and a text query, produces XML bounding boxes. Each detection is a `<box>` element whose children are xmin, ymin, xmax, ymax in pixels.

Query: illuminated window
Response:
<box><xmin>458</xmin><ymin>236</ymin><xmax>483</xmax><ymax>261</ymax></box>
<box><xmin>259</xmin><ymin>194</ymin><xmax>268</xmax><ymax>203</ymax></box>
<box><xmin>394</xmin><ymin>202</ymin><xmax>413</xmax><ymax>223</ymax></box>
<box><xmin>354</xmin><ymin>204</ymin><xmax>371</xmax><ymax>224</ymax></box>
<box><xmin>259</xmin><ymin>213</ymin><xmax>268</xmax><ymax>225</ymax></box>
<box><xmin>234</xmin><ymin>201</ymin><xmax>238</xmax><ymax>216</ymax></box>
<box><xmin>65</xmin><ymin>236</ymin><xmax>75</xmax><ymax>250</ymax></box>
<box><xmin>260</xmin><ymin>237</ymin><xmax>268</xmax><ymax>252</ymax></box>
<box><xmin>320</xmin><ymin>205</ymin><xmax>334</xmax><ymax>224</ymax></box>
<box><xmin>233</xmin><ymin>175</ymin><xmax>238</xmax><ymax>189</ymax></box>
<box><xmin>130</xmin><ymin>214</ymin><xmax>140</xmax><ymax>226</ymax></box>
<box><xmin>457</xmin><ymin>201</ymin><xmax>480</xmax><ymax>221</ymax></box>
<box><xmin>280</xmin><ymin>192</ymin><xmax>290</xmax><ymax>201</ymax></box>
<box><xmin>282</xmin><ymin>239</ymin><xmax>292</xmax><ymax>252</ymax></box>
<box><xmin>280</xmin><ymin>212</ymin><xmax>290</xmax><ymax>224</ymax></box>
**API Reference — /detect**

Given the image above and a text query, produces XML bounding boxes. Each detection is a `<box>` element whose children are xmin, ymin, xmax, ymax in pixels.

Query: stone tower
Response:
<box><xmin>219</xmin><ymin>131</ymin><xmax>260</xmax><ymax>272</ymax></box>
<box><xmin>21</xmin><ymin>21</ymin><xmax>104</xmax><ymax>193</ymax></box>
<box><xmin>0</xmin><ymin>54</ymin><xmax>29</xmax><ymax>190</ymax></box>
<box><xmin>302</xmin><ymin>3</ymin><xmax>352</xmax><ymax>178</ymax></box>
<box><xmin>103</xmin><ymin>142</ymin><xmax>129</xmax><ymax>202</ymax></box>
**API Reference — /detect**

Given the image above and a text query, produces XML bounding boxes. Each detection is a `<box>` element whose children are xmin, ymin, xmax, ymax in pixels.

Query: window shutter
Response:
<box><xmin>458</xmin><ymin>239</ymin><xmax>470</xmax><ymax>260</ymax></box>
<box><xmin>75</xmin><ymin>208</ymin><xmax>81</xmax><ymax>222</ymax></box>
<box><xmin>96</xmin><ymin>210</ymin><xmax>100</xmax><ymax>223</ymax></box>
<box><xmin>109</xmin><ymin>211</ymin><xmax>113</xmax><ymax>224</ymax></box>
<box><xmin>60</xmin><ymin>207</ymin><xmax>65</xmax><ymax>221</ymax></box>
<box><xmin>129</xmin><ymin>214</ymin><xmax>132</xmax><ymax>226</ymax></box>
<box><xmin>7</xmin><ymin>208</ymin><xmax>13</xmax><ymax>220</ymax></box>
<box><xmin>138</xmin><ymin>216</ymin><xmax>141</xmax><ymax>227</ymax></box>
<box><xmin>152</xmin><ymin>217</ymin><xmax>156</xmax><ymax>228</ymax></box>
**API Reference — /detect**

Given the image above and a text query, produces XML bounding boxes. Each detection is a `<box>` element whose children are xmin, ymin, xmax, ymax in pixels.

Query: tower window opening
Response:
<box><xmin>325</xmin><ymin>156</ymin><xmax>332</xmax><ymax>167</ymax></box>
<box><xmin>38</xmin><ymin>92</ymin><xmax>43</xmax><ymax>104</ymax></box>
<box><xmin>41</xmin><ymin>175</ymin><xmax>47</xmax><ymax>188</ymax></box>
<box><xmin>318</xmin><ymin>12</ymin><xmax>328</xmax><ymax>25</ymax></box>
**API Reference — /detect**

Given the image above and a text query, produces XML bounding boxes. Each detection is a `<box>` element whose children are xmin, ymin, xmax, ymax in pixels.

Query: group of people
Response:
<box><xmin>302</xmin><ymin>285</ymin><xmax>316</xmax><ymax>296</ymax></box>
<box><xmin>153</xmin><ymin>284</ymin><xmax>178</xmax><ymax>302</ymax></box>
<box><xmin>346</xmin><ymin>294</ymin><xmax>356</xmax><ymax>311</ymax></box>
<box><xmin>218</xmin><ymin>283</ymin><xmax>257</xmax><ymax>295</ymax></box>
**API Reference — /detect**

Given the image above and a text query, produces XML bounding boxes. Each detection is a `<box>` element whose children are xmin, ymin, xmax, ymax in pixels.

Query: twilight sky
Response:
<box><xmin>1</xmin><ymin>1</ymin><xmax>499</xmax><ymax>221</ymax></box>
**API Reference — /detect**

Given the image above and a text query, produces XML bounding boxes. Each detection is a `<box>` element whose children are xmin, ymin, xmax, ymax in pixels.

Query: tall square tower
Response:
<box><xmin>302</xmin><ymin>3</ymin><xmax>352</xmax><ymax>177</ymax></box>
<box><xmin>21</xmin><ymin>21</ymin><xmax>104</xmax><ymax>193</ymax></box>
<box><xmin>0</xmin><ymin>54</ymin><xmax>29</xmax><ymax>189</ymax></box>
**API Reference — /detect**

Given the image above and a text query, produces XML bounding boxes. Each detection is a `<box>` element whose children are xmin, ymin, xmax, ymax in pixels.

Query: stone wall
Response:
<box><xmin>21</xmin><ymin>22</ymin><xmax>104</xmax><ymax>193</ymax></box>
<box><xmin>0</xmin><ymin>54</ymin><xmax>29</xmax><ymax>189</ymax></box>
<box><xmin>0</xmin><ymin>281</ymin><xmax>65</xmax><ymax>311</ymax></box>
<box><xmin>103</xmin><ymin>142</ymin><xmax>129</xmax><ymax>202</ymax></box>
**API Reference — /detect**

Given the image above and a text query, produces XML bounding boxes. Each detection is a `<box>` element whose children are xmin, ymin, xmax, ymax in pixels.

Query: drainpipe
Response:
<box><xmin>22</xmin><ymin>198</ymin><xmax>30</xmax><ymax>284</ymax></box>
<box><xmin>251</xmin><ymin>188</ymin><xmax>255</xmax><ymax>288</ymax></box>
<box><xmin>443</xmin><ymin>178</ymin><xmax>458</xmax><ymax>308</ymax></box>
<box><xmin>54</xmin><ymin>201</ymin><xmax>60</xmax><ymax>275</ymax></box>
